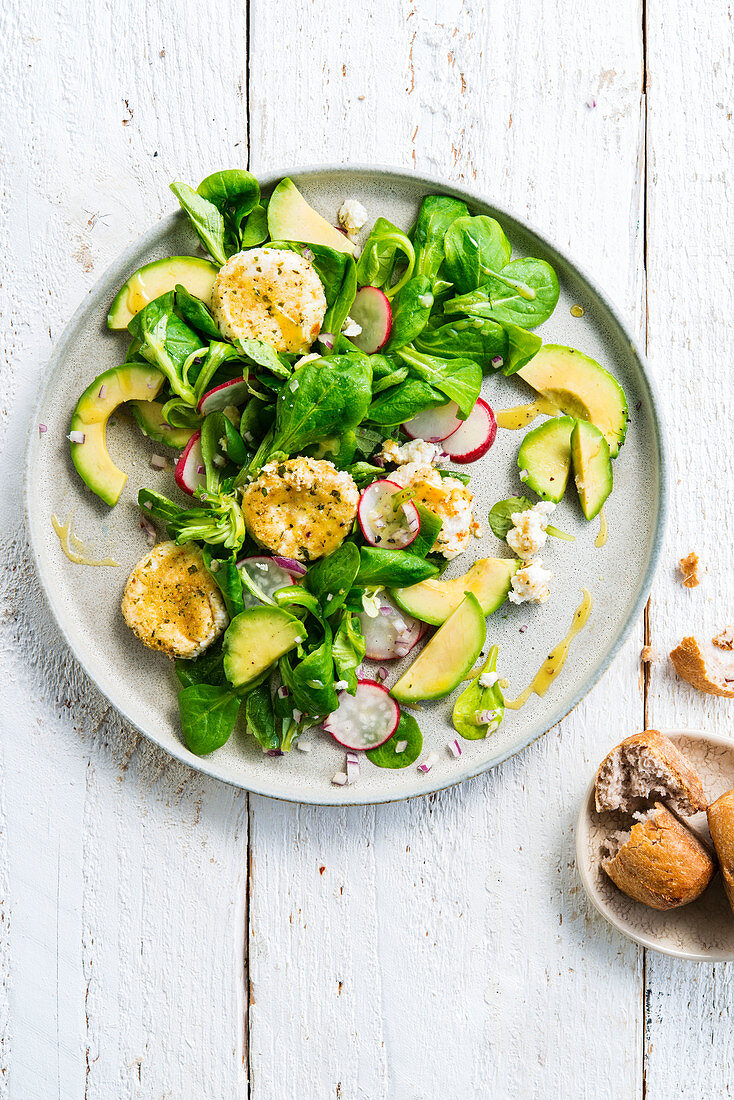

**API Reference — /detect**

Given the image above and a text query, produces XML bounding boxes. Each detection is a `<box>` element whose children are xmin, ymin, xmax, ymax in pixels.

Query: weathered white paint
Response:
<box><xmin>0</xmin><ymin>1</ymin><xmax>250</xmax><ymax>1097</ymax></box>
<box><xmin>0</xmin><ymin>0</ymin><xmax>729</xmax><ymax>1096</ymax></box>
<box><xmin>644</xmin><ymin>0</ymin><xmax>734</xmax><ymax>1092</ymax></box>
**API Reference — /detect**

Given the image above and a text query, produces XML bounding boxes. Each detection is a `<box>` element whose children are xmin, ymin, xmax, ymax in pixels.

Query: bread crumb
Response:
<box><xmin>712</xmin><ymin>626</ymin><xmax>734</xmax><ymax>651</ymax></box>
<box><xmin>679</xmin><ymin>552</ymin><xmax>700</xmax><ymax>589</ymax></box>
<box><xmin>640</xmin><ymin>645</ymin><xmax>657</xmax><ymax>663</ymax></box>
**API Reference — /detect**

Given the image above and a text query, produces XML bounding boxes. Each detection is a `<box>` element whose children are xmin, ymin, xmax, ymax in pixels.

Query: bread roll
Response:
<box><xmin>602</xmin><ymin>803</ymin><xmax>715</xmax><ymax>910</ymax></box>
<box><xmin>594</xmin><ymin>730</ymin><xmax>708</xmax><ymax>816</ymax></box>
<box><xmin>707</xmin><ymin>790</ymin><xmax>734</xmax><ymax>914</ymax></box>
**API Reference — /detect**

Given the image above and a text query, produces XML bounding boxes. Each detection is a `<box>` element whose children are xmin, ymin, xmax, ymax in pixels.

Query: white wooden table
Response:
<box><xmin>2</xmin><ymin>1</ymin><xmax>733</xmax><ymax>1095</ymax></box>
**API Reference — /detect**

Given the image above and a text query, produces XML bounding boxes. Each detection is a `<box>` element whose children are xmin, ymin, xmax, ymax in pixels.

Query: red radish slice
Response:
<box><xmin>403</xmin><ymin>400</ymin><xmax>463</xmax><ymax>442</ymax></box>
<box><xmin>348</xmin><ymin>287</ymin><xmax>392</xmax><ymax>354</ymax></box>
<box><xmin>236</xmin><ymin>556</ymin><xmax>297</xmax><ymax>609</ymax></box>
<box><xmin>359</xmin><ymin>593</ymin><xmax>426</xmax><ymax>660</ymax></box>
<box><xmin>440</xmin><ymin>398</ymin><xmax>497</xmax><ymax>463</ymax></box>
<box><xmin>358</xmin><ymin>479</ymin><xmax>420</xmax><ymax>549</ymax></box>
<box><xmin>174</xmin><ymin>431</ymin><xmax>205</xmax><ymax>495</ymax></box>
<box><xmin>197</xmin><ymin>376</ymin><xmax>250</xmax><ymax>415</ymax></box>
<box><xmin>323</xmin><ymin>679</ymin><xmax>400</xmax><ymax>750</ymax></box>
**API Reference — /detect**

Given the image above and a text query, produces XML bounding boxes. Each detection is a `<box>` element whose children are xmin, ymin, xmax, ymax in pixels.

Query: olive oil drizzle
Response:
<box><xmin>51</xmin><ymin>514</ymin><xmax>120</xmax><ymax>567</ymax></box>
<box><xmin>504</xmin><ymin>589</ymin><xmax>592</xmax><ymax>710</ymax></box>
<box><xmin>595</xmin><ymin>507</ymin><xmax>608</xmax><ymax>548</ymax></box>
<box><xmin>495</xmin><ymin>395</ymin><xmax>560</xmax><ymax>431</ymax></box>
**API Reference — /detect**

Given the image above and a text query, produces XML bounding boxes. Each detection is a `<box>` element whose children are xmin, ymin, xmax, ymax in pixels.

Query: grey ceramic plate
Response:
<box><xmin>577</xmin><ymin>730</ymin><xmax>734</xmax><ymax>960</ymax></box>
<box><xmin>25</xmin><ymin>166</ymin><xmax>667</xmax><ymax>804</ymax></box>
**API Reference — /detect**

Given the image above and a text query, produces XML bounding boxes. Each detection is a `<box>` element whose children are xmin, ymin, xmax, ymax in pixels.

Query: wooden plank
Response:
<box><xmin>643</xmin><ymin>0</ymin><xmax>734</xmax><ymax>1093</ymax></box>
<box><xmin>247</xmin><ymin>3</ymin><xmax>646</xmax><ymax>1097</ymax></box>
<box><xmin>0</xmin><ymin>1</ymin><xmax>250</xmax><ymax>1095</ymax></box>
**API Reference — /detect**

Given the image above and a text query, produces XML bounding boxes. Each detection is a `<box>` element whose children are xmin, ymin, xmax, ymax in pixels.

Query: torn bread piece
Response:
<box><xmin>670</xmin><ymin>635</ymin><xmax>734</xmax><ymax>698</ymax></box>
<box><xmin>712</xmin><ymin>626</ymin><xmax>734</xmax><ymax>651</ymax></box>
<box><xmin>594</xmin><ymin>730</ymin><xmax>708</xmax><ymax>816</ymax></box>
<box><xmin>707</xmin><ymin>790</ymin><xmax>734</xmax><ymax>915</ymax></box>
<box><xmin>602</xmin><ymin>803</ymin><xmax>715</xmax><ymax>910</ymax></box>
<box><xmin>679</xmin><ymin>551</ymin><xmax>700</xmax><ymax>588</ymax></box>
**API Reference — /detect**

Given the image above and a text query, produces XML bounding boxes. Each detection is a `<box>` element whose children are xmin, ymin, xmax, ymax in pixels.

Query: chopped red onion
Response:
<box><xmin>277</xmin><ymin>685</ymin><xmax>290</xmax><ymax>699</ymax></box>
<box><xmin>377</xmin><ymin>666</ymin><xmax>389</xmax><ymax>682</ymax></box>
<box><xmin>272</xmin><ymin>556</ymin><xmax>308</xmax><ymax>577</ymax></box>
<box><xmin>519</xmin><ymin>625</ymin><xmax>528</xmax><ymax>634</ymax></box>
<box><xmin>346</xmin><ymin>751</ymin><xmax>360</xmax><ymax>785</ymax></box>
<box><xmin>395</xmin><ymin>740</ymin><xmax>408</xmax><ymax>754</ymax></box>
<box><xmin>491</xmin><ymin>355</ymin><xmax>504</xmax><ymax>368</ymax></box>
<box><xmin>586</xmin><ymin>97</ymin><xmax>597</xmax><ymax>109</ymax></box>
<box><xmin>146</xmin><ymin>380</ymin><xmax>155</xmax><ymax>389</ymax></box>
<box><xmin>379</xmin><ymin>604</ymin><xmax>393</xmax><ymax>616</ymax></box>
<box><xmin>196</xmin><ymin>463</ymin><xmax>205</xmax><ymax>475</ymax></box>
<box><xmin>475</xmin><ymin>709</ymin><xmax>499</xmax><ymax>725</ymax></box>
<box><xmin>139</xmin><ymin>515</ymin><xmax>156</xmax><ymax>545</ymax></box>
<box><xmin>393</xmin><ymin>644</ymin><xmax>410</xmax><ymax>658</ymax></box>
<box><xmin>296</xmin><ymin>740</ymin><xmax>312</xmax><ymax>752</ymax></box>
<box><xmin>150</xmin><ymin>454</ymin><xmax>167</xmax><ymax>470</ymax></box>
<box><xmin>98</xmin><ymin>384</ymin><xmax>107</xmax><ymax>399</ymax></box>
<box><xmin>331</xmin><ymin>771</ymin><xmax>348</xmax><ymax>786</ymax></box>
<box><xmin>67</xmin><ymin>430</ymin><xmax>85</xmax><ymax>444</ymax></box>
<box><xmin>267</xmin><ymin>749</ymin><xmax>284</xmax><ymax>757</ymax></box>
<box><xmin>447</xmin><ymin>739</ymin><xmax>462</xmax><ymax>758</ymax></box>
<box><xmin>318</xmin><ymin>332</ymin><xmax>334</xmax><ymax>349</ymax></box>
<box><xmin>373</xmin><ymin>454</ymin><xmax>385</xmax><ymax>467</ymax></box>
<box><xmin>292</xmin><ymin>709</ymin><xmax>303</xmax><ymax>724</ymax></box>
<box><xmin>418</xmin><ymin>752</ymin><xmax>437</xmax><ymax>773</ymax></box>
<box><xmin>38</xmin><ymin>424</ymin><xmax>47</xmax><ymax>436</ymax></box>
<box><xmin>303</xmin><ymin>247</ymin><xmax>314</xmax><ymax>260</ymax></box>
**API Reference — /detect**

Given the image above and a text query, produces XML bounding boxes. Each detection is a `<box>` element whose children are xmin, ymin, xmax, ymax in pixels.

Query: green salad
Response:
<box><xmin>66</xmin><ymin>169</ymin><xmax>628</xmax><ymax>782</ymax></box>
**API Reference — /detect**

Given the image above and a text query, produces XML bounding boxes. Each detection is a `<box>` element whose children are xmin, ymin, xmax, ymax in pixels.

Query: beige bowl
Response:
<box><xmin>577</xmin><ymin>729</ymin><xmax>734</xmax><ymax>960</ymax></box>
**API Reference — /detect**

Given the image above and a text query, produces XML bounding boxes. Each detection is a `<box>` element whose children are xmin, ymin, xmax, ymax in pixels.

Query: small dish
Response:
<box><xmin>576</xmin><ymin>729</ymin><xmax>734</xmax><ymax>960</ymax></box>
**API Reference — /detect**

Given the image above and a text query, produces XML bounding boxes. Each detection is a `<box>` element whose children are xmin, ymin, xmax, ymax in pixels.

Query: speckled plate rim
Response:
<box><xmin>576</xmin><ymin>729</ymin><xmax>734</xmax><ymax>962</ymax></box>
<box><xmin>23</xmin><ymin>163</ymin><xmax>668</xmax><ymax>805</ymax></box>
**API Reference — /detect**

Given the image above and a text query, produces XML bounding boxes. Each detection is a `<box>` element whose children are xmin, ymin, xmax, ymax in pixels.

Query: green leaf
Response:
<box><xmin>488</xmin><ymin>496</ymin><xmax>535</xmax><ymax>540</ymax></box>
<box><xmin>175</xmin><ymin>638</ymin><xmax>227</xmax><ymax>689</ymax></box>
<box><xmin>452</xmin><ymin>646</ymin><xmax>504</xmax><ymax>740</ymax></box>
<box><xmin>178</xmin><ymin>684</ymin><xmax>240</xmax><ymax>755</ymax></box>
<box><xmin>281</xmin><ymin>636</ymin><xmax>338</xmax><ymax>718</ymax></box>
<box><xmin>409</xmin><ymin>504</ymin><xmax>442</xmax><ymax>557</ymax></box>
<box><xmin>332</xmin><ymin>611</ymin><xmax>366</xmax><ymax>694</ymax></box>
<box><xmin>170</xmin><ymin>182</ymin><xmax>228</xmax><ymax>266</ymax></box>
<box><xmin>174</xmin><ymin>284</ymin><xmax>223</xmax><ymax>341</ymax></box>
<box><xmin>240</xmin><ymin>204</ymin><xmax>269</xmax><ymax>247</ymax></box>
<box><xmin>366</xmin><ymin>712</ymin><xmax>423</xmax><ymax>768</ymax></box>
<box><xmin>443</xmin><ymin>215</ymin><xmax>512</xmax><ymax>294</ymax></box>
<box><xmin>202</xmin><ymin>550</ymin><xmax>245</xmax><ymax>618</ymax></box>
<box><xmin>444</xmin><ymin>257</ymin><xmax>560</xmax><ymax>329</ymax></box>
<box><xmin>396</xmin><ymin>346</ymin><xmax>482</xmax><ymax>419</ymax></box>
<box><xmin>197</xmin><ymin>169</ymin><xmax>260</xmax><ymax>240</ymax></box>
<box><xmin>414</xmin><ymin>317</ymin><xmax>507</xmax><ymax>371</ymax></box>
<box><xmin>502</xmin><ymin>322</ymin><xmax>542</xmax><ymax>376</ymax></box>
<box><xmin>234</xmin><ymin>338</ymin><xmax>291</xmax><ymax>380</ymax></box>
<box><xmin>138</xmin><ymin>487</ymin><xmax>183</xmax><ymax>528</ymax></box>
<box><xmin>367</xmin><ymin>378</ymin><xmax>446</xmax><ymax>427</ymax></box>
<box><xmin>355</xmin><ymin>547</ymin><xmax>439</xmax><ymax>587</ymax></box>
<box><xmin>412</xmin><ymin>194</ymin><xmax>470</xmax><ymax>280</ymax></box>
<box><xmin>356</xmin><ymin>217</ymin><xmax>416</xmax><ymax>298</ymax></box>
<box><xmin>384</xmin><ymin>276</ymin><xmax>434</xmax><ymax>351</ymax></box>
<box><xmin>267</xmin><ymin>354</ymin><xmax>373</xmax><ymax>459</ymax></box>
<box><xmin>245</xmin><ymin>681</ymin><xmax>280</xmax><ymax>752</ymax></box>
<box><xmin>304</xmin><ymin>541</ymin><xmax>360</xmax><ymax>616</ymax></box>
<box><xmin>127</xmin><ymin>291</ymin><xmax>203</xmax><ymax>403</ymax></box>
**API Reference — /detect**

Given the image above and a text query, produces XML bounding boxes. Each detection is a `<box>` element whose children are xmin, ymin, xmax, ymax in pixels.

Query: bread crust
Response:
<box><xmin>602</xmin><ymin>803</ymin><xmax>716</xmax><ymax>910</ymax></box>
<box><xmin>670</xmin><ymin>636</ymin><xmax>734</xmax><ymax>698</ymax></box>
<box><xmin>594</xmin><ymin>729</ymin><xmax>708</xmax><ymax>814</ymax></box>
<box><xmin>706</xmin><ymin>790</ymin><xmax>734</xmax><ymax>914</ymax></box>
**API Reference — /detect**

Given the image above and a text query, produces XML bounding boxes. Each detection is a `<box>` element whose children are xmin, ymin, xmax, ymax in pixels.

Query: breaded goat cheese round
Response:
<box><xmin>121</xmin><ymin>542</ymin><xmax>228</xmax><ymax>659</ymax></box>
<box><xmin>389</xmin><ymin>461</ymin><xmax>477</xmax><ymax>559</ymax></box>
<box><xmin>211</xmin><ymin>248</ymin><xmax>327</xmax><ymax>353</ymax></box>
<box><xmin>240</xmin><ymin>457</ymin><xmax>359</xmax><ymax>563</ymax></box>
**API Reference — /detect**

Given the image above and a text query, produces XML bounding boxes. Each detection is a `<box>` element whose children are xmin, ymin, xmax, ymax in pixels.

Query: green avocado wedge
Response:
<box><xmin>128</xmin><ymin>399</ymin><xmax>196</xmax><ymax>449</ymax></box>
<box><xmin>223</xmin><ymin>607</ymin><xmax>303</xmax><ymax>691</ymax></box>
<box><xmin>517</xmin><ymin>344</ymin><xmax>628</xmax><ymax>457</ymax></box>
<box><xmin>571</xmin><ymin>419</ymin><xmax>613</xmax><ymax>520</ymax></box>
<box><xmin>517</xmin><ymin>415</ymin><xmax>575</xmax><ymax>502</ymax></box>
<box><xmin>107</xmin><ymin>256</ymin><xmax>219</xmax><ymax>330</ymax></box>
<box><xmin>69</xmin><ymin>364</ymin><xmax>164</xmax><ymax>505</ymax></box>
<box><xmin>391</xmin><ymin>592</ymin><xmax>486</xmax><ymax>704</ymax></box>
<box><xmin>391</xmin><ymin>557</ymin><xmax>518</xmax><ymax>626</ymax></box>
<box><xmin>267</xmin><ymin>178</ymin><xmax>355</xmax><ymax>255</ymax></box>
<box><xmin>452</xmin><ymin>645</ymin><xmax>505</xmax><ymax>740</ymax></box>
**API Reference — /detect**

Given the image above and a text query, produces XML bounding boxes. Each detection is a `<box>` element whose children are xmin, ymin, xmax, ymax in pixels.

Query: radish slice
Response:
<box><xmin>440</xmin><ymin>398</ymin><xmax>497</xmax><ymax>463</ymax></box>
<box><xmin>359</xmin><ymin>593</ymin><xmax>426</xmax><ymax>660</ymax></box>
<box><xmin>197</xmin><ymin>376</ymin><xmax>250</xmax><ymax>415</ymax></box>
<box><xmin>358</xmin><ymin>479</ymin><xmax>420</xmax><ymax>549</ymax></box>
<box><xmin>403</xmin><ymin>400</ymin><xmax>463</xmax><ymax>442</ymax></box>
<box><xmin>323</xmin><ymin>680</ymin><xmax>400</xmax><ymax>750</ymax></box>
<box><xmin>348</xmin><ymin>287</ymin><xmax>392</xmax><ymax>354</ymax></box>
<box><xmin>236</xmin><ymin>556</ymin><xmax>297</xmax><ymax>609</ymax></box>
<box><xmin>174</xmin><ymin>431</ymin><xmax>205</xmax><ymax>495</ymax></box>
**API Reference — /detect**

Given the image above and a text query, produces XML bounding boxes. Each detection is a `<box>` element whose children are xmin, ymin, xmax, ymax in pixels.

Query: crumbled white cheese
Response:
<box><xmin>334</xmin><ymin>680</ymin><xmax>348</xmax><ymax>690</ymax></box>
<box><xmin>380</xmin><ymin>437</ymin><xmax>442</xmax><ymax>468</ymax></box>
<box><xmin>338</xmin><ymin>198</ymin><xmax>368</xmax><ymax>238</ymax></box>
<box><xmin>478</xmin><ymin>671</ymin><xmax>499</xmax><ymax>688</ymax></box>
<box><xmin>341</xmin><ymin>316</ymin><xmax>362</xmax><ymax>337</ymax></box>
<box><xmin>389</xmin><ymin>460</ymin><xmax>475</xmax><ymax>559</ymax></box>
<box><xmin>506</xmin><ymin>501</ymin><xmax>556</xmax><ymax>561</ymax></box>
<box><xmin>508</xmin><ymin>559</ymin><xmax>553</xmax><ymax>605</ymax></box>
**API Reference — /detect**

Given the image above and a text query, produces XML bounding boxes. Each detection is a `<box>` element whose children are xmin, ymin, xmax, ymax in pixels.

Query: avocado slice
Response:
<box><xmin>391</xmin><ymin>557</ymin><xmax>518</xmax><ymax>626</ymax></box>
<box><xmin>107</xmin><ymin>256</ymin><xmax>219</xmax><ymax>330</ymax></box>
<box><xmin>70</xmin><ymin>364</ymin><xmax>164</xmax><ymax>506</ymax></box>
<box><xmin>517</xmin><ymin>344</ymin><xmax>628</xmax><ymax>457</ymax></box>
<box><xmin>391</xmin><ymin>593</ymin><xmax>486</xmax><ymax>703</ymax></box>
<box><xmin>571</xmin><ymin>419</ymin><xmax>613</xmax><ymax>520</ymax></box>
<box><xmin>128</xmin><ymin>400</ymin><xmax>196</xmax><ymax>449</ymax></box>
<box><xmin>267</xmin><ymin>178</ymin><xmax>355</xmax><ymax>255</ymax></box>
<box><xmin>223</xmin><ymin>606</ymin><xmax>303</xmax><ymax>690</ymax></box>
<box><xmin>517</xmin><ymin>415</ymin><xmax>575</xmax><ymax>502</ymax></box>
